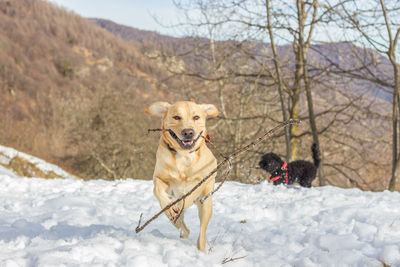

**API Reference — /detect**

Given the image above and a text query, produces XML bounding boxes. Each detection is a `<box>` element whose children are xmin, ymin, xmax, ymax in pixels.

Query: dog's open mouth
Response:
<box><xmin>167</xmin><ymin>129</ymin><xmax>203</xmax><ymax>150</ymax></box>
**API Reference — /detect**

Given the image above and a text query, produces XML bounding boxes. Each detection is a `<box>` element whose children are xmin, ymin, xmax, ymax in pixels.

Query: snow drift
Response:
<box><xmin>0</xmin><ymin>145</ymin><xmax>73</xmax><ymax>179</ymax></box>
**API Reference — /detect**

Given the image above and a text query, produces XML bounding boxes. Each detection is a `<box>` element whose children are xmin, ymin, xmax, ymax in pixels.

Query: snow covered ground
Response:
<box><xmin>0</xmin><ymin>162</ymin><xmax>400</xmax><ymax>266</ymax></box>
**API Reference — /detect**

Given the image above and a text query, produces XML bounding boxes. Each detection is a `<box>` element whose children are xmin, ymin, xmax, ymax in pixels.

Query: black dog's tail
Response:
<box><xmin>311</xmin><ymin>143</ymin><xmax>321</xmax><ymax>168</ymax></box>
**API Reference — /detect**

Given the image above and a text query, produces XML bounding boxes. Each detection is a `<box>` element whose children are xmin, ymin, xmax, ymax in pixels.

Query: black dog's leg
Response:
<box><xmin>273</xmin><ymin>179</ymin><xmax>285</xmax><ymax>186</ymax></box>
<box><xmin>299</xmin><ymin>179</ymin><xmax>312</xmax><ymax>187</ymax></box>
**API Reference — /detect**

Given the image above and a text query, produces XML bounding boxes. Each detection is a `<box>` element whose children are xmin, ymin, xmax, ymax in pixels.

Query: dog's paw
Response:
<box><xmin>179</xmin><ymin>228</ymin><xmax>190</xmax><ymax>239</ymax></box>
<box><xmin>166</xmin><ymin>202</ymin><xmax>183</xmax><ymax>222</ymax></box>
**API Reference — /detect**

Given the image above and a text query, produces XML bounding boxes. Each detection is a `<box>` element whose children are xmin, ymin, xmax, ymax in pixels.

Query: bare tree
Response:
<box><xmin>294</xmin><ymin>0</ymin><xmax>326</xmax><ymax>184</ymax></box>
<box><xmin>329</xmin><ymin>0</ymin><xmax>400</xmax><ymax>190</ymax></box>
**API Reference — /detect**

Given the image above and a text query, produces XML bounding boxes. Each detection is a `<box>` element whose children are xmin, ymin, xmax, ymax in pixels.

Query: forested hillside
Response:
<box><xmin>0</xmin><ymin>0</ymin><xmax>181</xmax><ymax>179</ymax></box>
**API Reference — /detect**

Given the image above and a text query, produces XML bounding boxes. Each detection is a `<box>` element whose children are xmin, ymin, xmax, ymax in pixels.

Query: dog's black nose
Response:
<box><xmin>181</xmin><ymin>128</ymin><xmax>194</xmax><ymax>139</ymax></box>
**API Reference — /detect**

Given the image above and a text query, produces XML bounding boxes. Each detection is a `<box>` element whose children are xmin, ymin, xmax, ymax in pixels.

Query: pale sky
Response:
<box><xmin>48</xmin><ymin>0</ymin><xmax>181</xmax><ymax>35</ymax></box>
<box><xmin>47</xmin><ymin>0</ymin><xmax>344</xmax><ymax>43</ymax></box>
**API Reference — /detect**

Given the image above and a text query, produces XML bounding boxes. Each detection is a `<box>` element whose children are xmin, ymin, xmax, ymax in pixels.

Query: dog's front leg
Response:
<box><xmin>153</xmin><ymin>176</ymin><xmax>190</xmax><ymax>238</ymax></box>
<box><xmin>153</xmin><ymin>176</ymin><xmax>182</xmax><ymax>221</ymax></box>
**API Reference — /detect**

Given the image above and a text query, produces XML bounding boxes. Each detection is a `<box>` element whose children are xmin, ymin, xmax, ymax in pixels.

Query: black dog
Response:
<box><xmin>259</xmin><ymin>144</ymin><xmax>320</xmax><ymax>187</ymax></box>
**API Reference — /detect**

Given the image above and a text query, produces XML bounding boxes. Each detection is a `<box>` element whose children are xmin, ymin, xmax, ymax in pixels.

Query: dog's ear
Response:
<box><xmin>199</xmin><ymin>104</ymin><xmax>218</xmax><ymax>118</ymax></box>
<box><xmin>145</xmin><ymin>102</ymin><xmax>171</xmax><ymax>117</ymax></box>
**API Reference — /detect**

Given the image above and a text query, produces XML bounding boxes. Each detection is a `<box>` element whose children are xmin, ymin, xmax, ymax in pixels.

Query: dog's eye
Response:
<box><xmin>173</xmin><ymin>116</ymin><xmax>181</xmax><ymax>120</ymax></box>
<box><xmin>193</xmin><ymin>115</ymin><xmax>200</xmax><ymax>121</ymax></box>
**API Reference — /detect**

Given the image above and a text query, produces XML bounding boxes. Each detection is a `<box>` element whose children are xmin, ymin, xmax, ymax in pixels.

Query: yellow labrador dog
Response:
<box><xmin>145</xmin><ymin>100</ymin><xmax>218</xmax><ymax>251</ymax></box>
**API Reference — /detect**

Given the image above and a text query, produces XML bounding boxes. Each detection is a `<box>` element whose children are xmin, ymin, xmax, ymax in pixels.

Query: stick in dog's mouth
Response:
<box><xmin>167</xmin><ymin>129</ymin><xmax>203</xmax><ymax>150</ymax></box>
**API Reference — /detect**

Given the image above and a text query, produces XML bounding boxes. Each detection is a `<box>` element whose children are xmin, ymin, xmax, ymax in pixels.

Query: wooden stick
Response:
<box><xmin>135</xmin><ymin>160</ymin><xmax>223</xmax><ymax>233</ymax></box>
<box><xmin>147</xmin><ymin>128</ymin><xmax>167</xmax><ymax>134</ymax></box>
<box><xmin>202</xmin><ymin>135</ymin><xmax>228</xmax><ymax>159</ymax></box>
<box><xmin>200</xmin><ymin>159</ymin><xmax>232</xmax><ymax>204</ymax></box>
<box><xmin>201</xmin><ymin>118</ymin><xmax>300</xmax><ymax>203</ymax></box>
<box><xmin>136</xmin><ymin>119</ymin><xmax>300</xmax><ymax>233</ymax></box>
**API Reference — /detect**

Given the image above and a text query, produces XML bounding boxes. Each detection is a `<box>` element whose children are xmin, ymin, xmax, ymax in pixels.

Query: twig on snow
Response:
<box><xmin>221</xmin><ymin>255</ymin><xmax>248</xmax><ymax>265</ymax></box>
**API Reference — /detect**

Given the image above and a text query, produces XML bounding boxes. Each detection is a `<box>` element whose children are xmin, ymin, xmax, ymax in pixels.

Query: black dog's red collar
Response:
<box><xmin>269</xmin><ymin>161</ymin><xmax>288</xmax><ymax>184</ymax></box>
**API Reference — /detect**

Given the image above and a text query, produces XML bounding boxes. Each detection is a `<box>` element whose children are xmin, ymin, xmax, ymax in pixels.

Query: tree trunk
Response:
<box><xmin>389</xmin><ymin>60</ymin><xmax>400</xmax><ymax>191</ymax></box>
<box><xmin>297</xmin><ymin>0</ymin><xmax>326</xmax><ymax>185</ymax></box>
<box><xmin>290</xmin><ymin>43</ymin><xmax>302</xmax><ymax>161</ymax></box>
<box><xmin>265</xmin><ymin>0</ymin><xmax>291</xmax><ymax>161</ymax></box>
<box><xmin>378</xmin><ymin>0</ymin><xmax>400</xmax><ymax>191</ymax></box>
